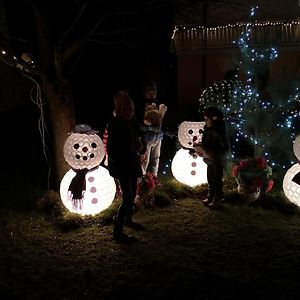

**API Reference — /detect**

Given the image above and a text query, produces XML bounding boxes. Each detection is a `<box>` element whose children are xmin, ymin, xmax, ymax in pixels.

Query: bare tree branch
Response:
<box><xmin>59</xmin><ymin>1</ymin><xmax>89</xmax><ymax>44</ymax></box>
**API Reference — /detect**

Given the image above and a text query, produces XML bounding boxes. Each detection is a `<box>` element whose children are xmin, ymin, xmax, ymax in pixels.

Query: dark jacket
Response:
<box><xmin>201</xmin><ymin>124</ymin><xmax>230</xmax><ymax>165</ymax></box>
<box><xmin>107</xmin><ymin>116</ymin><xmax>143</xmax><ymax>178</ymax></box>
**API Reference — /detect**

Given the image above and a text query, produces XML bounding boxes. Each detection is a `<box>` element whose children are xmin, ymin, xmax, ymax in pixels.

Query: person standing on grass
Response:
<box><xmin>135</xmin><ymin>80</ymin><xmax>167</xmax><ymax>184</ymax></box>
<box><xmin>194</xmin><ymin>106</ymin><xmax>230</xmax><ymax>209</ymax></box>
<box><xmin>107</xmin><ymin>90</ymin><xmax>146</xmax><ymax>244</ymax></box>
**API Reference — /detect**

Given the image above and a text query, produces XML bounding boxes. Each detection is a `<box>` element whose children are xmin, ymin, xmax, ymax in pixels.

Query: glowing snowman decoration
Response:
<box><xmin>60</xmin><ymin>124</ymin><xmax>116</xmax><ymax>215</ymax></box>
<box><xmin>178</xmin><ymin>121</ymin><xmax>205</xmax><ymax>148</ymax></box>
<box><xmin>283</xmin><ymin>135</ymin><xmax>300</xmax><ymax>206</ymax></box>
<box><xmin>171</xmin><ymin>121</ymin><xmax>207</xmax><ymax>187</ymax></box>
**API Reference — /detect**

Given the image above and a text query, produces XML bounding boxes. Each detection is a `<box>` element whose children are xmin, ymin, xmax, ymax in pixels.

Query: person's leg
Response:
<box><xmin>116</xmin><ymin>177</ymin><xmax>135</xmax><ymax>222</ymax></box>
<box><xmin>148</xmin><ymin>139</ymin><xmax>162</xmax><ymax>176</ymax></box>
<box><xmin>125</xmin><ymin>176</ymin><xmax>146</xmax><ymax>230</ymax></box>
<box><xmin>208</xmin><ymin>164</ymin><xmax>224</xmax><ymax>209</ymax></box>
<box><xmin>113</xmin><ymin>176</ymin><xmax>137</xmax><ymax>242</ymax></box>
<box><xmin>141</xmin><ymin>142</ymin><xmax>152</xmax><ymax>175</ymax></box>
<box><xmin>213</xmin><ymin>164</ymin><xmax>224</xmax><ymax>202</ymax></box>
<box><xmin>203</xmin><ymin>164</ymin><xmax>215</xmax><ymax>205</ymax></box>
<box><xmin>124</xmin><ymin>176</ymin><xmax>137</xmax><ymax>219</ymax></box>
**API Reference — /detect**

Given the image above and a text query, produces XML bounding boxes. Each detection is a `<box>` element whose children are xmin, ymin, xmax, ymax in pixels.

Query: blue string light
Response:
<box><xmin>199</xmin><ymin>7</ymin><xmax>300</xmax><ymax>170</ymax></box>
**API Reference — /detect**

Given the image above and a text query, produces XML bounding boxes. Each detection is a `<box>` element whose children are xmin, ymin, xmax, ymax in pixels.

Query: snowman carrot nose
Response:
<box><xmin>193</xmin><ymin>136</ymin><xmax>198</xmax><ymax>142</ymax></box>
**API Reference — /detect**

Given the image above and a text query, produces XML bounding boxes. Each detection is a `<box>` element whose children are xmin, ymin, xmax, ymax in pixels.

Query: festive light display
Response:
<box><xmin>60</xmin><ymin>124</ymin><xmax>116</xmax><ymax>215</ymax></box>
<box><xmin>172</xmin><ymin>20</ymin><xmax>300</xmax><ymax>41</ymax></box>
<box><xmin>293</xmin><ymin>135</ymin><xmax>300</xmax><ymax>159</ymax></box>
<box><xmin>172</xmin><ymin>20</ymin><xmax>300</xmax><ymax>39</ymax></box>
<box><xmin>283</xmin><ymin>164</ymin><xmax>300</xmax><ymax>206</ymax></box>
<box><xmin>171</xmin><ymin>148</ymin><xmax>207</xmax><ymax>187</ymax></box>
<box><xmin>178</xmin><ymin>121</ymin><xmax>205</xmax><ymax>149</ymax></box>
<box><xmin>171</xmin><ymin>121</ymin><xmax>207</xmax><ymax>187</ymax></box>
<box><xmin>60</xmin><ymin>167</ymin><xmax>116</xmax><ymax>215</ymax></box>
<box><xmin>198</xmin><ymin>7</ymin><xmax>300</xmax><ymax>170</ymax></box>
<box><xmin>283</xmin><ymin>135</ymin><xmax>300</xmax><ymax>206</ymax></box>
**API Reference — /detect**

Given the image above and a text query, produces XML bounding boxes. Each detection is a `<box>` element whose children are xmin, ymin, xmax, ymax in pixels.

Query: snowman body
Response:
<box><xmin>171</xmin><ymin>148</ymin><xmax>207</xmax><ymax>187</ymax></box>
<box><xmin>283</xmin><ymin>164</ymin><xmax>300</xmax><ymax>206</ymax></box>
<box><xmin>60</xmin><ymin>125</ymin><xmax>116</xmax><ymax>215</ymax></box>
<box><xmin>283</xmin><ymin>135</ymin><xmax>300</xmax><ymax>207</ymax></box>
<box><xmin>60</xmin><ymin>167</ymin><xmax>116</xmax><ymax>215</ymax></box>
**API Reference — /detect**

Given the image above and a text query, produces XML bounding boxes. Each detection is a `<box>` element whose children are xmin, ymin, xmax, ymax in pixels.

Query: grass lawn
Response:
<box><xmin>1</xmin><ymin>177</ymin><xmax>300</xmax><ymax>299</ymax></box>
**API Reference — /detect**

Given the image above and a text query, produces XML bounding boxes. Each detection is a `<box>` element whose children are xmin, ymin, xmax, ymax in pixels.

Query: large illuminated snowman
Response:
<box><xmin>171</xmin><ymin>121</ymin><xmax>207</xmax><ymax>187</ymax></box>
<box><xmin>283</xmin><ymin>135</ymin><xmax>300</xmax><ymax>207</ymax></box>
<box><xmin>60</xmin><ymin>124</ymin><xmax>116</xmax><ymax>215</ymax></box>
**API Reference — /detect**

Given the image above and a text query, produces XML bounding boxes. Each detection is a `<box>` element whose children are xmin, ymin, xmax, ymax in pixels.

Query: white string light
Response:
<box><xmin>198</xmin><ymin>7</ymin><xmax>300</xmax><ymax>169</ymax></box>
<box><xmin>172</xmin><ymin>20</ymin><xmax>300</xmax><ymax>39</ymax></box>
<box><xmin>0</xmin><ymin>48</ymin><xmax>52</xmax><ymax>189</ymax></box>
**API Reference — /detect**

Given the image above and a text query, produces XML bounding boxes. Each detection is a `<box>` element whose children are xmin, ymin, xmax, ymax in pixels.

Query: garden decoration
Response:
<box><xmin>232</xmin><ymin>156</ymin><xmax>273</xmax><ymax>201</ymax></box>
<box><xmin>198</xmin><ymin>7</ymin><xmax>298</xmax><ymax>170</ymax></box>
<box><xmin>171</xmin><ymin>121</ymin><xmax>207</xmax><ymax>187</ymax></box>
<box><xmin>283</xmin><ymin>135</ymin><xmax>300</xmax><ymax>206</ymax></box>
<box><xmin>177</xmin><ymin>121</ymin><xmax>205</xmax><ymax>149</ymax></box>
<box><xmin>135</xmin><ymin>172</ymin><xmax>158</xmax><ymax>208</ymax></box>
<box><xmin>171</xmin><ymin>148</ymin><xmax>207</xmax><ymax>187</ymax></box>
<box><xmin>60</xmin><ymin>124</ymin><xmax>116</xmax><ymax>215</ymax></box>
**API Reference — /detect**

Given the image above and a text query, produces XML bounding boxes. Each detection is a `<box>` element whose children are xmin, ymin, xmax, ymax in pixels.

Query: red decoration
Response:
<box><xmin>232</xmin><ymin>157</ymin><xmax>274</xmax><ymax>193</ymax></box>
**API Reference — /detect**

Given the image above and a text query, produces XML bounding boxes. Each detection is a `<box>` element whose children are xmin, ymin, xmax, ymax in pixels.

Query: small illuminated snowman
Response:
<box><xmin>177</xmin><ymin>121</ymin><xmax>205</xmax><ymax>149</ymax></box>
<box><xmin>283</xmin><ymin>135</ymin><xmax>300</xmax><ymax>206</ymax></box>
<box><xmin>171</xmin><ymin>121</ymin><xmax>207</xmax><ymax>187</ymax></box>
<box><xmin>60</xmin><ymin>124</ymin><xmax>116</xmax><ymax>215</ymax></box>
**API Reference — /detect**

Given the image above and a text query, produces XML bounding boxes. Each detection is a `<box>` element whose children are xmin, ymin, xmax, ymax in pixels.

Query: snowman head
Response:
<box><xmin>63</xmin><ymin>124</ymin><xmax>105</xmax><ymax>170</ymax></box>
<box><xmin>293</xmin><ymin>135</ymin><xmax>300</xmax><ymax>161</ymax></box>
<box><xmin>178</xmin><ymin>121</ymin><xmax>205</xmax><ymax>149</ymax></box>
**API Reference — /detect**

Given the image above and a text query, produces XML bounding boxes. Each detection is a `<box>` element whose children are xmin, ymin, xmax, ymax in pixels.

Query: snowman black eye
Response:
<box><xmin>90</xmin><ymin>153</ymin><xmax>95</xmax><ymax>158</ymax></box>
<box><xmin>75</xmin><ymin>154</ymin><xmax>80</xmax><ymax>159</ymax></box>
<box><xmin>91</xmin><ymin>143</ymin><xmax>97</xmax><ymax>148</ymax></box>
<box><xmin>73</xmin><ymin>143</ymin><xmax>80</xmax><ymax>149</ymax></box>
<box><xmin>188</xmin><ymin>129</ymin><xmax>193</xmax><ymax>134</ymax></box>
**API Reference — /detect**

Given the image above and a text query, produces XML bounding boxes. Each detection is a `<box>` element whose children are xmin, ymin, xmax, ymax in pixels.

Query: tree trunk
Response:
<box><xmin>42</xmin><ymin>80</ymin><xmax>75</xmax><ymax>186</ymax></box>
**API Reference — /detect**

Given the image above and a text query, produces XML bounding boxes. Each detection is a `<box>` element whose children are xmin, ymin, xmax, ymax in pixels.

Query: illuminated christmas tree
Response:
<box><xmin>199</xmin><ymin>7</ymin><xmax>300</xmax><ymax>175</ymax></box>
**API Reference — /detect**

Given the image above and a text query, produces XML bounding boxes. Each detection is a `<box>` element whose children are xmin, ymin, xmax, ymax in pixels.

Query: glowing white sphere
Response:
<box><xmin>60</xmin><ymin>166</ymin><xmax>116</xmax><ymax>215</ymax></box>
<box><xmin>171</xmin><ymin>148</ymin><xmax>207</xmax><ymax>187</ymax></box>
<box><xmin>64</xmin><ymin>132</ymin><xmax>104</xmax><ymax>170</ymax></box>
<box><xmin>293</xmin><ymin>135</ymin><xmax>300</xmax><ymax>160</ymax></box>
<box><xmin>178</xmin><ymin>121</ymin><xmax>205</xmax><ymax>148</ymax></box>
<box><xmin>283</xmin><ymin>163</ymin><xmax>300</xmax><ymax>207</ymax></box>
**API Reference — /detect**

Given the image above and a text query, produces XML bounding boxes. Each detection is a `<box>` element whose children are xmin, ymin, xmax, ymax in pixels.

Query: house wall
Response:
<box><xmin>175</xmin><ymin>0</ymin><xmax>300</xmax><ymax>106</ymax></box>
<box><xmin>177</xmin><ymin>47</ymin><xmax>300</xmax><ymax>105</ymax></box>
<box><xmin>177</xmin><ymin>51</ymin><xmax>235</xmax><ymax>104</ymax></box>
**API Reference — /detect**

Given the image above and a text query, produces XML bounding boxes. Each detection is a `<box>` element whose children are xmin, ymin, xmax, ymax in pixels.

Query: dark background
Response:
<box><xmin>1</xmin><ymin>0</ymin><xmax>178</xmax><ymax>133</ymax></box>
<box><xmin>0</xmin><ymin>0</ymin><xmax>180</xmax><ymax>189</ymax></box>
